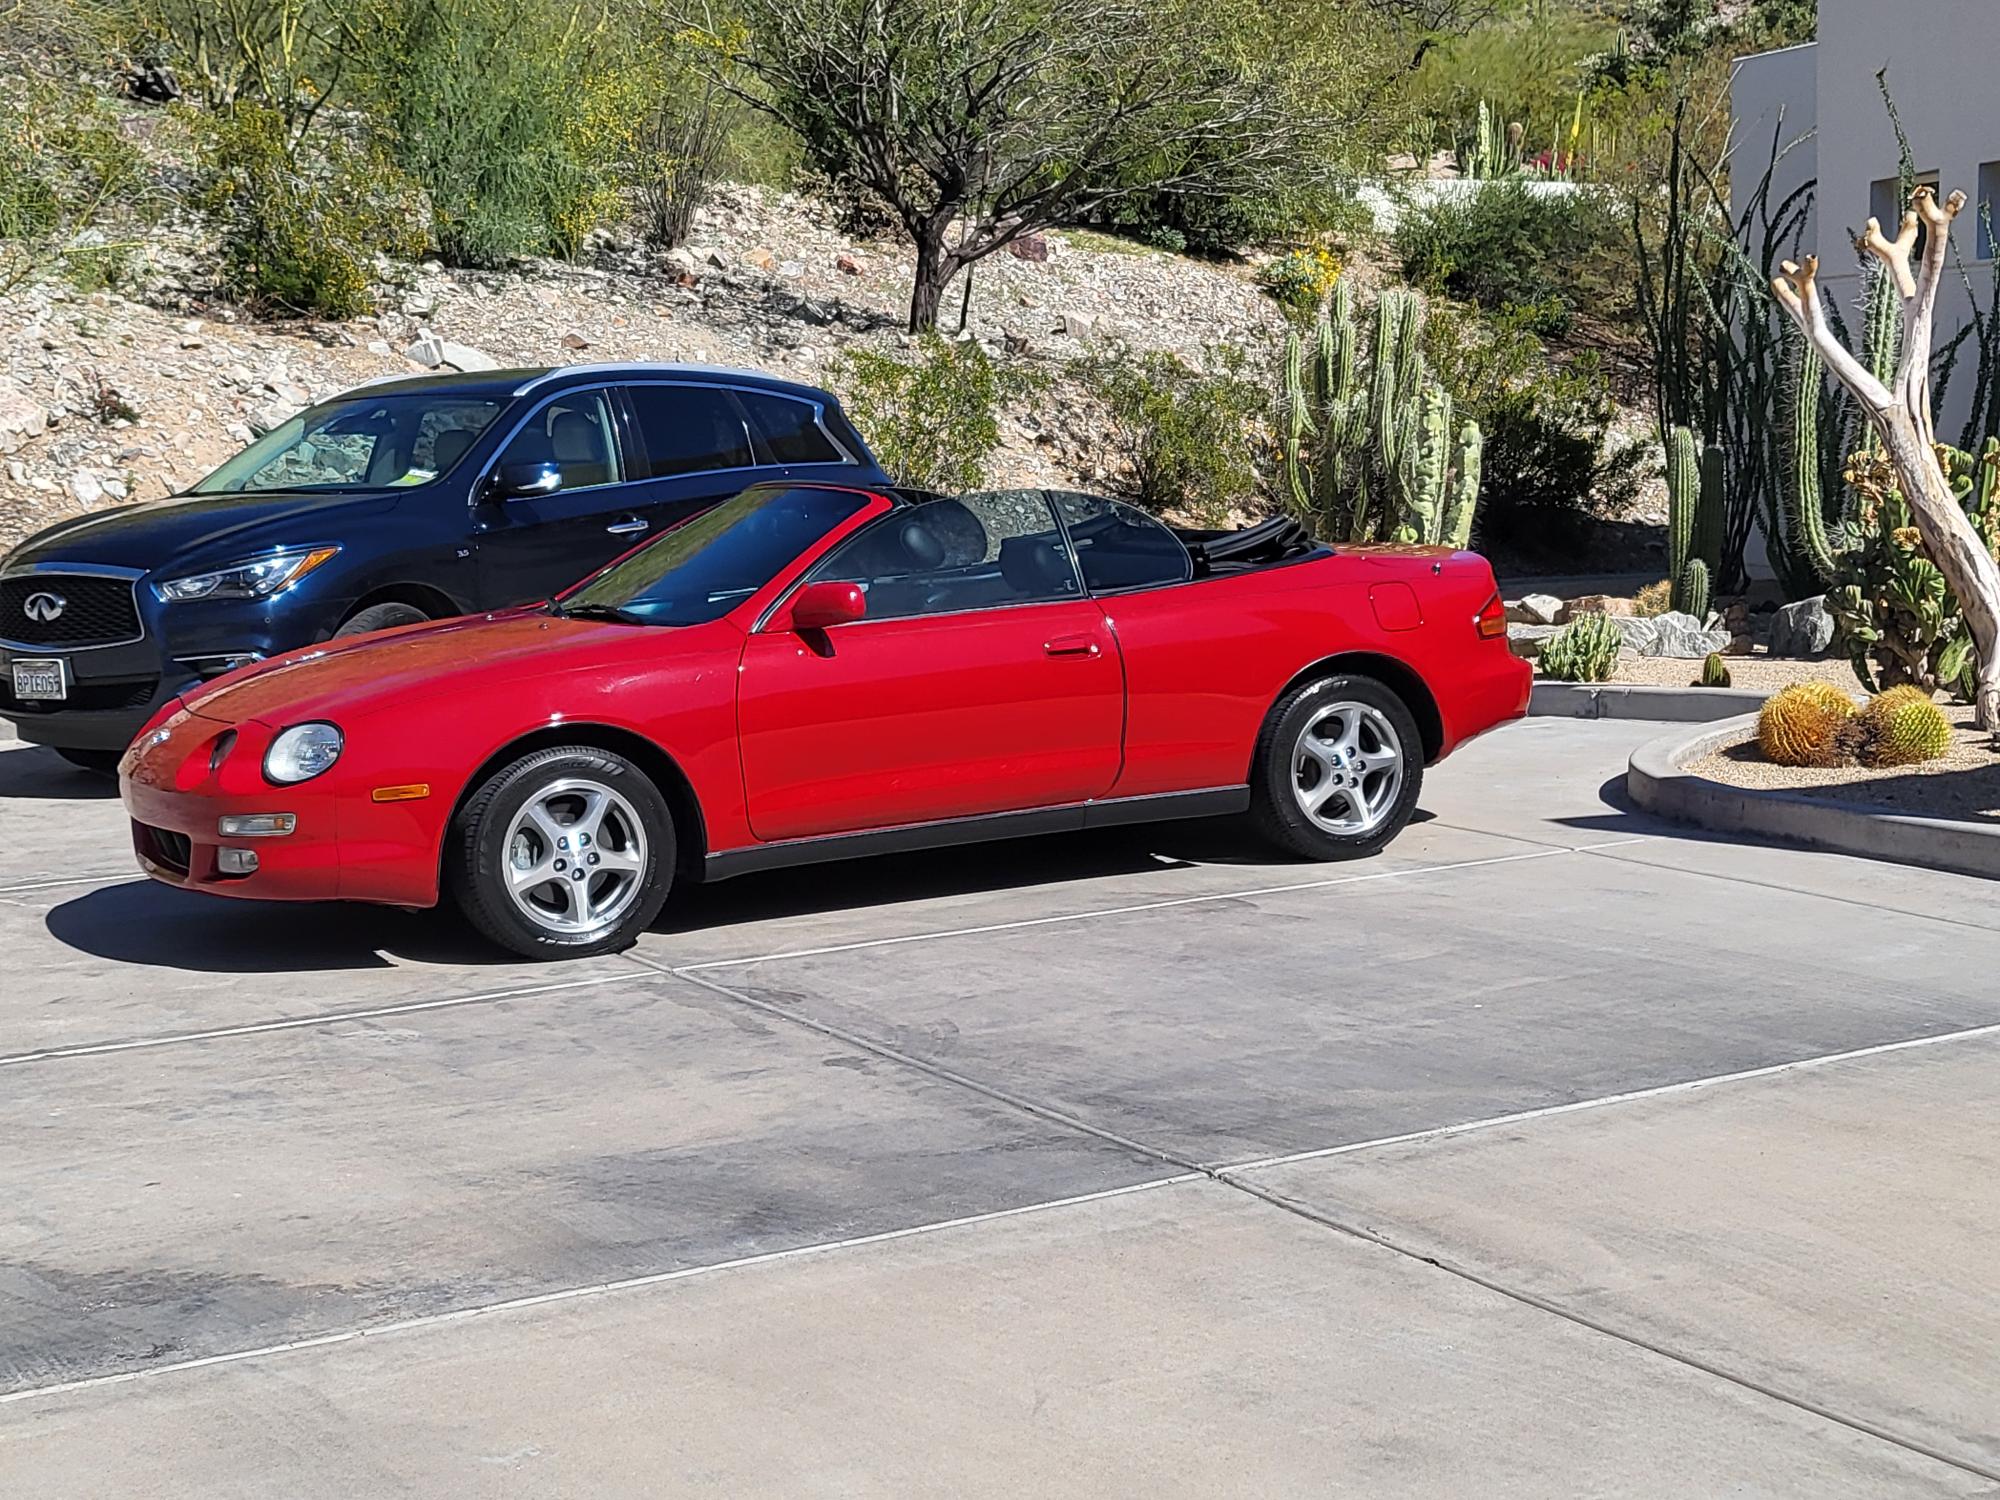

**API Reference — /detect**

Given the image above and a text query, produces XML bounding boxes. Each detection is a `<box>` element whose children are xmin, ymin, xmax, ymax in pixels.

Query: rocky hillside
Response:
<box><xmin>0</xmin><ymin>184</ymin><xmax>1285</xmax><ymax>550</ymax></box>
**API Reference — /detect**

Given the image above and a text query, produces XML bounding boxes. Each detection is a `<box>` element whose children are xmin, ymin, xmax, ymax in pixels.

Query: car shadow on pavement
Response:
<box><xmin>0</xmin><ymin>745</ymin><xmax>120</xmax><ymax>801</ymax></box>
<box><xmin>45</xmin><ymin>880</ymin><xmax>507</xmax><ymax>971</ymax></box>
<box><xmin>656</xmin><ymin>812</ymin><xmax>1435</xmax><ymax>935</ymax></box>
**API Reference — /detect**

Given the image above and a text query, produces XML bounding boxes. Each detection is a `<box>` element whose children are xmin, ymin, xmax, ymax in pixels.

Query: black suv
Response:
<box><xmin>0</xmin><ymin>363</ymin><xmax>884</xmax><ymax>768</ymax></box>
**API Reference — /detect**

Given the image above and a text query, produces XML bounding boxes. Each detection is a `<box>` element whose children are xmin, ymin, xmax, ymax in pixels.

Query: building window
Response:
<box><xmin>1979</xmin><ymin>162</ymin><xmax>2000</xmax><ymax>260</ymax></box>
<box><xmin>1871</xmin><ymin>171</ymin><xmax>1941</xmax><ymax>257</ymax></box>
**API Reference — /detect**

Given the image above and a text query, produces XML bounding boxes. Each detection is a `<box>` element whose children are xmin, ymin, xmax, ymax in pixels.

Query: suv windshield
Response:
<box><xmin>560</xmin><ymin>485</ymin><xmax>870</xmax><ymax>627</ymax></box>
<box><xmin>193</xmin><ymin>392</ymin><xmax>504</xmax><ymax>494</ymax></box>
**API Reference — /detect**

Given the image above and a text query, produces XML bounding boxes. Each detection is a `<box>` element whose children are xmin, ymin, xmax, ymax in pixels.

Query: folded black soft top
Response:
<box><xmin>1175</xmin><ymin>515</ymin><xmax>1315</xmax><ymax>576</ymax></box>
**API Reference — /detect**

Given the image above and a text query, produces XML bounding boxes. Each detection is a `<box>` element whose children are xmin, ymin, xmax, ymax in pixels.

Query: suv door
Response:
<box><xmin>472</xmin><ymin>386</ymin><xmax>647</xmax><ymax>605</ymax></box>
<box><xmin>737</xmin><ymin>490</ymin><xmax>1124</xmax><ymax>842</ymax></box>
<box><xmin>614</xmin><ymin>382</ymin><xmax>850</xmax><ymax>538</ymax></box>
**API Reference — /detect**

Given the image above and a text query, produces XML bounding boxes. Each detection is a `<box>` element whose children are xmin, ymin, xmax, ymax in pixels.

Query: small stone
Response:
<box><xmin>366</xmin><ymin>340</ymin><xmax>394</xmax><ymax>357</ymax></box>
<box><xmin>403</xmin><ymin>333</ymin><xmax>446</xmax><ymax>368</ymax></box>
<box><xmin>1006</xmin><ymin>234</ymin><xmax>1050</xmax><ymax>263</ymax></box>
<box><xmin>68</xmin><ymin>468</ymin><xmax>104</xmax><ymax>505</ymax></box>
<box><xmin>437</xmin><ymin>340</ymin><xmax>498</xmax><ymax>372</ymax></box>
<box><xmin>1768</xmin><ymin>595</ymin><xmax>1835</xmax><ymax>658</ymax></box>
<box><xmin>560</xmin><ymin>330</ymin><xmax>591</xmax><ymax>350</ymax></box>
<box><xmin>0</xmin><ymin>379</ymin><xmax>46</xmax><ymax>454</ymax></box>
<box><xmin>1515</xmin><ymin>593</ymin><xmax>1564</xmax><ymax>626</ymax></box>
<box><xmin>704</xmin><ymin>249</ymin><xmax>728</xmax><ymax>269</ymax></box>
<box><xmin>102</xmin><ymin>476</ymin><xmax>128</xmax><ymax>500</ymax></box>
<box><xmin>835</xmin><ymin>254</ymin><xmax>862</xmax><ymax>276</ymax></box>
<box><xmin>5</xmin><ymin>460</ymin><xmax>26</xmax><ymax>483</ymax></box>
<box><xmin>744</xmin><ymin>247</ymin><xmax>776</xmax><ymax>271</ymax></box>
<box><xmin>777</xmin><ymin>259</ymin><xmax>803</xmax><ymax>278</ymax></box>
<box><xmin>1058</xmin><ymin>311</ymin><xmax>1096</xmax><ymax>338</ymax></box>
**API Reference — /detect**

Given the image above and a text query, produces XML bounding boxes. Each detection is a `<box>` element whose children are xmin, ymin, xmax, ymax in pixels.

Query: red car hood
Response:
<box><xmin>183</xmin><ymin>610</ymin><xmax>721</xmax><ymax>726</ymax></box>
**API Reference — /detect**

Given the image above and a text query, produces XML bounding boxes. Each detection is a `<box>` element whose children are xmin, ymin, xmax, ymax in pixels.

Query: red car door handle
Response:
<box><xmin>1043</xmin><ymin>635</ymin><xmax>1100</xmax><ymax>658</ymax></box>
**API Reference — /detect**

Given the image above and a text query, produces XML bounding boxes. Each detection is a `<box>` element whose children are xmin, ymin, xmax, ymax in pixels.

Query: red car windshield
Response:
<box><xmin>559</xmin><ymin>485</ymin><xmax>870</xmax><ymax>627</ymax></box>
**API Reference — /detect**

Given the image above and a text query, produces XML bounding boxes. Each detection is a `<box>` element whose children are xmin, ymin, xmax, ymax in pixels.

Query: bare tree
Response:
<box><xmin>677</xmin><ymin>0</ymin><xmax>1365</xmax><ymax>331</ymax></box>
<box><xmin>1364</xmin><ymin>0</ymin><xmax>1498</xmax><ymax>68</ymax></box>
<box><xmin>1772</xmin><ymin>186</ymin><xmax>2000</xmax><ymax>742</ymax></box>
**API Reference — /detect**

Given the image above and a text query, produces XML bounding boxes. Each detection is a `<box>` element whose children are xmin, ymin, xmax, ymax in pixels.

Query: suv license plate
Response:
<box><xmin>11</xmin><ymin>658</ymin><xmax>68</xmax><ymax>701</ymax></box>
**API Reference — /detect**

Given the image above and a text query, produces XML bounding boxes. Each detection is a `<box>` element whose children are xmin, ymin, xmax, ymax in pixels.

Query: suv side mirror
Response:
<box><xmin>786</xmin><ymin>581</ymin><xmax>866</xmax><ymax>632</ymax></box>
<box><xmin>491</xmin><ymin>461</ymin><xmax>562</xmax><ymax>499</ymax></box>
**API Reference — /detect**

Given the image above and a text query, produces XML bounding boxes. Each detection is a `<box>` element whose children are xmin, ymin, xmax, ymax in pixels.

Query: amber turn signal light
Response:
<box><xmin>371</xmin><ymin>784</ymin><xmax>431</xmax><ymax>803</ymax></box>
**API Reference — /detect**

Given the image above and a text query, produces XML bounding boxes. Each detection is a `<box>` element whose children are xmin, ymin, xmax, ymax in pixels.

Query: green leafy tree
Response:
<box><xmin>674</xmin><ymin>0</ymin><xmax>1393</xmax><ymax>331</ymax></box>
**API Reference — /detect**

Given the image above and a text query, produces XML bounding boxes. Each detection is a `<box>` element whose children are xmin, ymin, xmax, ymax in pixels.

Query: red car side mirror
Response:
<box><xmin>786</xmin><ymin>581</ymin><xmax>866</xmax><ymax>632</ymax></box>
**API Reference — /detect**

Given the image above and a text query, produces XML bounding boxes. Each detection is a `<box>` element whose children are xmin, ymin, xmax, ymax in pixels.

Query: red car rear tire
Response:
<box><xmin>1250</xmin><ymin>673</ymin><xmax>1423</xmax><ymax>861</ymax></box>
<box><xmin>449</xmin><ymin>745</ymin><xmax>675</xmax><ymax>959</ymax></box>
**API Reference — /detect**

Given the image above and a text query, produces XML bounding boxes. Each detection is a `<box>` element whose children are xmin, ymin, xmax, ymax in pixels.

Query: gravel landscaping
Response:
<box><xmin>1607</xmin><ymin>652</ymin><xmax>1864</xmax><ymax>694</ymax></box>
<box><xmin>1690</xmin><ymin>703</ymin><xmax>2000</xmax><ymax>822</ymax></box>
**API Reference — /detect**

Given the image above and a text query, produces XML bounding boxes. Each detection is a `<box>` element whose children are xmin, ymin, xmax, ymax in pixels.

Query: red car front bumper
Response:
<box><xmin>120</xmin><ymin>706</ymin><xmax>443</xmax><ymax>907</ymax></box>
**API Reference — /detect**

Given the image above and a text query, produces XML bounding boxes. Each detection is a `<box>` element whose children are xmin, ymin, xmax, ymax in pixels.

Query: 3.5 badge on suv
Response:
<box><xmin>0</xmin><ymin>362</ymin><xmax>883</xmax><ymax>770</ymax></box>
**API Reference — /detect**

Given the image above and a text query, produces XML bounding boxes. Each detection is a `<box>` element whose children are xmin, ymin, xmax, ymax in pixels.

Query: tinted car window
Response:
<box><xmin>628</xmin><ymin>385</ymin><xmax>755</xmax><ymax>477</ymax></box>
<box><xmin>809</xmin><ymin>490</ymin><xmax>1080</xmax><ymax>620</ymax></box>
<box><xmin>736</xmin><ymin>391</ymin><xmax>845</xmax><ymax>465</ymax></box>
<box><xmin>1050</xmin><ymin>491</ymin><xmax>1192</xmax><ymax>592</ymax></box>
<box><xmin>563</xmin><ymin>485</ymin><xmax>866</xmax><ymax>626</ymax></box>
<box><xmin>494</xmin><ymin>390</ymin><xmax>623</xmax><ymax>493</ymax></box>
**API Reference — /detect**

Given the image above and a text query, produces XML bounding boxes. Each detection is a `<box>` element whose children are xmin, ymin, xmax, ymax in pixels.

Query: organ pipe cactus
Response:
<box><xmin>1280</xmin><ymin>280</ymin><xmax>1485</xmax><ymax>550</ymax></box>
<box><xmin>1665</xmin><ymin>424</ymin><xmax>1722</xmax><ymax>618</ymax></box>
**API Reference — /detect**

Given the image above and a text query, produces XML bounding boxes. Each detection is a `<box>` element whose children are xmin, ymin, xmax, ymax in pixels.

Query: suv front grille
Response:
<box><xmin>1</xmin><ymin>573</ymin><xmax>143</xmax><ymax>647</ymax></box>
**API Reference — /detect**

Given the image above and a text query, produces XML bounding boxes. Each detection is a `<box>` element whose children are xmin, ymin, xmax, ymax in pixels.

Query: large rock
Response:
<box><xmin>1769</xmin><ymin>595</ymin><xmax>1835</xmax><ymax>658</ymax></box>
<box><xmin>1513</xmin><ymin>593</ymin><xmax>1564</xmax><ymax>625</ymax></box>
<box><xmin>1559</xmin><ymin>594</ymin><xmax>1636</xmax><ymax>621</ymax></box>
<box><xmin>437</xmin><ymin>340</ymin><xmax>498</xmax><ymax>373</ymax></box>
<box><xmin>0</xmin><ymin>379</ymin><xmax>46</xmax><ymax>454</ymax></box>
<box><xmin>1507</xmin><ymin>623</ymin><xmax>1563</xmax><ymax>660</ymax></box>
<box><xmin>1608</xmin><ymin>616</ymin><xmax>1660</xmax><ymax>653</ymax></box>
<box><xmin>1640</xmin><ymin>610</ymin><xmax>1730</xmax><ymax>658</ymax></box>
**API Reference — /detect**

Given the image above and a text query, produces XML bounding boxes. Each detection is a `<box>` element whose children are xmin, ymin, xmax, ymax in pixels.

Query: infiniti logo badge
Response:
<box><xmin>22</xmin><ymin>591</ymin><xmax>66</xmax><ymax>622</ymax></box>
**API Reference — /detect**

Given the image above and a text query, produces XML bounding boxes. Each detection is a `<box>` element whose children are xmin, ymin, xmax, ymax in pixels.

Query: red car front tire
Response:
<box><xmin>449</xmin><ymin>745</ymin><xmax>675</xmax><ymax>959</ymax></box>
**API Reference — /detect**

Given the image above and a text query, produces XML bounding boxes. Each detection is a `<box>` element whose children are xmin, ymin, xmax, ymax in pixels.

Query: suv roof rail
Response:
<box><xmin>511</xmin><ymin>362</ymin><xmax>822</xmax><ymax>398</ymax></box>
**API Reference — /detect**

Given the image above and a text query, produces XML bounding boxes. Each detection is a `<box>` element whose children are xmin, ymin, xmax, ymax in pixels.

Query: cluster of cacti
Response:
<box><xmin>1775</xmin><ymin>264</ymin><xmax>1998</xmax><ymax>701</ymax></box>
<box><xmin>1755</xmin><ymin>681</ymin><xmax>1955</xmax><ymax>768</ymax></box>
<box><xmin>1756</xmin><ymin>681</ymin><xmax>1857</xmax><ymax>767</ymax></box>
<box><xmin>1460</xmin><ymin>96</ymin><xmax>1585</xmax><ymax>181</ymax></box>
<box><xmin>1537</xmin><ymin>612</ymin><xmax>1621</xmax><ymax>682</ymax></box>
<box><xmin>1664</xmin><ymin>425</ymin><xmax>1723</xmax><ymax>622</ymax></box>
<box><xmin>1281</xmin><ymin>282</ymin><xmax>1484</xmax><ymax>549</ymax></box>
<box><xmin>1696</xmin><ymin>652</ymin><xmax>1732</xmax><ymax>688</ymax></box>
<box><xmin>1855</xmin><ymin>684</ymin><xmax>1954</xmax><ymax>766</ymax></box>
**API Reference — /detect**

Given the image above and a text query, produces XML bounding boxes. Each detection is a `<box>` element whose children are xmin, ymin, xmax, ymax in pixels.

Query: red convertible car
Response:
<box><xmin>121</xmin><ymin>484</ymin><xmax>1528</xmax><ymax>958</ymax></box>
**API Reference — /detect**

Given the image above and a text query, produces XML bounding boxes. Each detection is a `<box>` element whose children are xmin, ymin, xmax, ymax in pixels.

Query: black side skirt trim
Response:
<box><xmin>703</xmin><ymin>786</ymin><xmax>1250</xmax><ymax>882</ymax></box>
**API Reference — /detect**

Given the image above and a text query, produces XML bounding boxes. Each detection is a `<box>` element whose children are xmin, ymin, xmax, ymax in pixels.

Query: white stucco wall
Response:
<box><xmin>1761</xmin><ymin>0</ymin><xmax>2000</xmax><ymax>442</ymax></box>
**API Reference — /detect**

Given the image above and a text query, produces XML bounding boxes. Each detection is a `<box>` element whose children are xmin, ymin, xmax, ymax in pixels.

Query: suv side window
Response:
<box><xmin>494</xmin><ymin>389</ymin><xmax>623</xmax><ymax>493</ymax></box>
<box><xmin>1049</xmin><ymin>491</ymin><xmax>1192</xmax><ymax>593</ymax></box>
<box><xmin>627</xmin><ymin>384</ymin><xmax>755</xmax><ymax>478</ymax></box>
<box><xmin>808</xmin><ymin>491</ymin><xmax>1081</xmax><ymax>620</ymax></box>
<box><xmin>735</xmin><ymin>391</ymin><xmax>846</xmax><ymax>465</ymax></box>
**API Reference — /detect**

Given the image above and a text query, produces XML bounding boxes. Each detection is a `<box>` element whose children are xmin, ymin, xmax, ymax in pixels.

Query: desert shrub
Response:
<box><xmin>1634</xmin><ymin>578</ymin><xmax>1672</xmax><ymax>616</ymax></box>
<box><xmin>1395</xmin><ymin>179</ymin><xmax>1625</xmax><ymax>329</ymax></box>
<box><xmin>363</xmin><ymin>0</ymin><xmax>636</xmax><ymax>266</ymax></box>
<box><xmin>0</xmin><ymin>77</ymin><xmax>154</xmax><ymax>293</ymax></box>
<box><xmin>1257</xmin><ymin>247</ymin><xmax>1341</xmax><ymax>314</ymax></box>
<box><xmin>830</xmin><ymin>336</ymin><xmax>1036</xmax><ymax>492</ymax></box>
<box><xmin>196</xmin><ymin>103</ymin><xmax>424</xmax><ymax>316</ymax></box>
<box><xmin>1538</xmin><ymin>612</ymin><xmax>1621</xmax><ymax>682</ymax></box>
<box><xmin>634</xmin><ymin>22</ymin><xmax>747</xmax><ymax>249</ymax></box>
<box><xmin>1422</xmin><ymin>298</ymin><xmax>1644</xmax><ymax>554</ymax></box>
<box><xmin>1083</xmin><ymin>346</ymin><xmax>1267</xmax><ymax>525</ymax></box>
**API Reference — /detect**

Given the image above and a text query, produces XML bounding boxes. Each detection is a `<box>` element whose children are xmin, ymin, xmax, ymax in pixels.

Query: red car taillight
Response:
<box><xmin>1475</xmin><ymin>590</ymin><xmax>1508</xmax><ymax>639</ymax></box>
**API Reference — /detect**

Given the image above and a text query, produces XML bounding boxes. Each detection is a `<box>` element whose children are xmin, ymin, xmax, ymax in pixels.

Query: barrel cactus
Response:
<box><xmin>1856</xmin><ymin>685</ymin><xmax>1953</xmax><ymax>767</ymax></box>
<box><xmin>1756</xmin><ymin>681</ymin><xmax>1857</xmax><ymax>767</ymax></box>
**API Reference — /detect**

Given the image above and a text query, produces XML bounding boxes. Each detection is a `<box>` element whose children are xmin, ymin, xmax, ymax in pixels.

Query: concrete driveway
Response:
<box><xmin>2</xmin><ymin>716</ymin><xmax>1997</xmax><ymax>1496</ymax></box>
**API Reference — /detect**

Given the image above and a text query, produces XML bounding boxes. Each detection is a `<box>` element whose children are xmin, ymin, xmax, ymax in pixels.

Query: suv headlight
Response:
<box><xmin>264</xmin><ymin>722</ymin><xmax>343</xmax><ymax>784</ymax></box>
<box><xmin>156</xmin><ymin>546</ymin><xmax>340</xmax><ymax>602</ymax></box>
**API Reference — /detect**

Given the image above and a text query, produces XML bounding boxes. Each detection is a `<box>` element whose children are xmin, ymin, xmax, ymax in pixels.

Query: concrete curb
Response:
<box><xmin>1530</xmin><ymin>682</ymin><xmax>1768</xmax><ymax>722</ymax></box>
<box><xmin>1627</xmin><ymin>713</ymin><xmax>2000</xmax><ymax>881</ymax></box>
